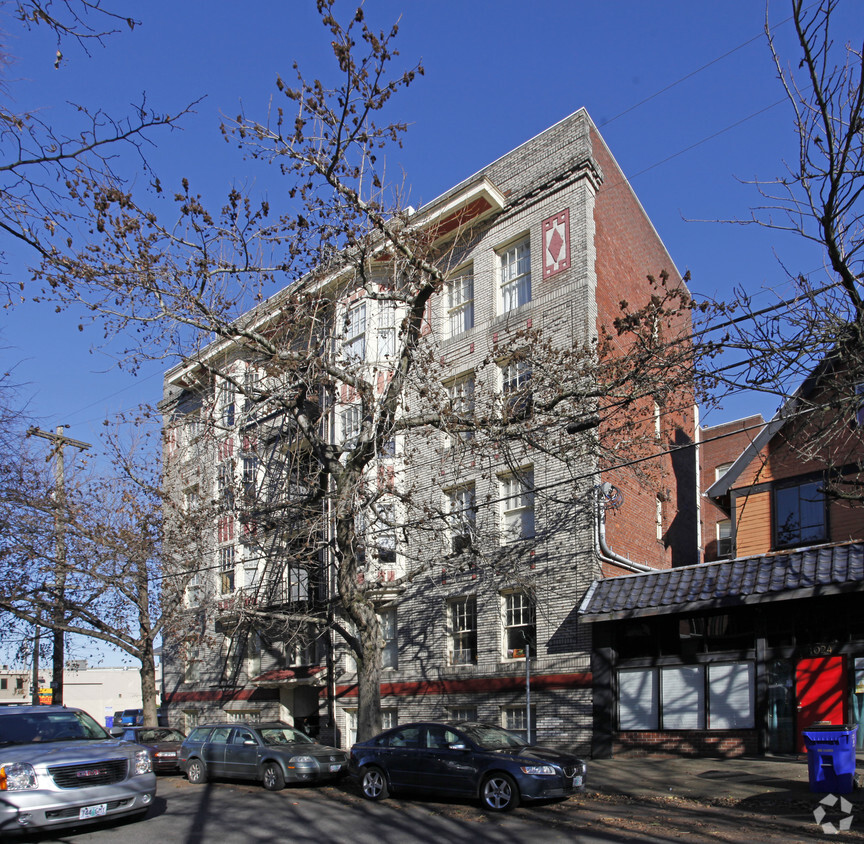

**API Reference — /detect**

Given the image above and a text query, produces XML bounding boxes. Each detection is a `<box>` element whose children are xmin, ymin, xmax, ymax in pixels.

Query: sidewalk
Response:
<box><xmin>587</xmin><ymin>752</ymin><xmax>864</xmax><ymax>808</ymax></box>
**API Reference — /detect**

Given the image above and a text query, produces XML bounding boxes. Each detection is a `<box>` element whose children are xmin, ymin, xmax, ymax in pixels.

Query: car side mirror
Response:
<box><xmin>448</xmin><ymin>742</ymin><xmax>468</xmax><ymax>751</ymax></box>
<box><xmin>244</xmin><ymin>740</ymin><xmax>257</xmax><ymax>746</ymax></box>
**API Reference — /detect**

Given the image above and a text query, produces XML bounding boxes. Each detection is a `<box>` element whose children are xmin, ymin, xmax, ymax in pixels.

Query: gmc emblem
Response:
<box><xmin>76</xmin><ymin>768</ymin><xmax>106</xmax><ymax>778</ymax></box>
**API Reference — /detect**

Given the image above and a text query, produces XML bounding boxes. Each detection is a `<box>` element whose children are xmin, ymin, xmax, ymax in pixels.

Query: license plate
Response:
<box><xmin>329</xmin><ymin>764</ymin><xmax>342</xmax><ymax>772</ymax></box>
<box><xmin>79</xmin><ymin>804</ymin><xmax>107</xmax><ymax>820</ymax></box>
<box><xmin>572</xmin><ymin>775</ymin><xmax>583</xmax><ymax>787</ymax></box>
<box><xmin>159</xmin><ymin>751</ymin><xmax>177</xmax><ymax>757</ymax></box>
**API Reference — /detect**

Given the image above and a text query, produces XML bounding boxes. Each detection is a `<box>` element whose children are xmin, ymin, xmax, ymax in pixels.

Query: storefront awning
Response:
<box><xmin>579</xmin><ymin>542</ymin><xmax>863</xmax><ymax>622</ymax></box>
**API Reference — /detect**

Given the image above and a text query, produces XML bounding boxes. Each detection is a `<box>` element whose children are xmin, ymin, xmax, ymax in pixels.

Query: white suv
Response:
<box><xmin>0</xmin><ymin>705</ymin><xmax>156</xmax><ymax>833</ymax></box>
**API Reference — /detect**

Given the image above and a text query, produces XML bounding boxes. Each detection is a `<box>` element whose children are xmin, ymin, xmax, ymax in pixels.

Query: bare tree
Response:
<box><xmin>0</xmin><ymin>413</ymin><xmax>204</xmax><ymax>725</ymax></box>
<box><xmin>0</xmin><ymin>1</ymin><xmax>193</xmax><ymax>289</ymax></box>
<box><xmin>710</xmin><ymin>0</ymin><xmax>864</xmax><ymax>502</ymax></box>
<box><xmin>27</xmin><ymin>2</ymin><xmax>704</xmax><ymax>741</ymax></box>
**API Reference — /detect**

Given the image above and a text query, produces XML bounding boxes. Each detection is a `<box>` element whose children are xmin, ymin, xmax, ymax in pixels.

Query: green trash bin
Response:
<box><xmin>802</xmin><ymin>724</ymin><xmax>858</xmax><ymax>794</ymax></box>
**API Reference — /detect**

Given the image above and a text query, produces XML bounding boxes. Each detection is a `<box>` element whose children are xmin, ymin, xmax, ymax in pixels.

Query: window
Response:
<box><xmin>285</xmin><ymin>562</ymin><xmax>310</xmax><ymax>602</ymax></box>
<box><xmin>716</xmin><ymin>519</ymin><xmax>732</xmax><ymax>558</ymax></box>
<box><xmin>708</xmin><ymin>663</ymin><xmax>754</xmax><ymax>729</ymax></box>
<box><xmin>374</xmin><ymin>502</ymin><xmax>397</xmax><ymax>565</ymax></box>
<box><xmin>383</xmin><ymin>725</ymin><xmax>421</xmax><ymax>747</ymax></box>
<box><xmin>502</xmin><ymin>706</ymin><xmax>536</xmax><ymax>742</ymax></box>
<box><xmin>247</xmin><ymin>632</ymin><xmax>262</xmax><ymax>678</ymax></box>
<box><xmin>217</xmin><ymin>515</ymin><xmax>234</xmax><ymax>544</ymax></box>
<box><xmin>184</xmin><ymin>485</ymin><xmax>200</xmax><ymax>513</ymax></box>
<box><xmin>1</xmin><ymin>678</ymin><xmax>7</xmax><ymax>690</ymax></box>
<box><xmin>447</xmin><ymin>271</ymin><xmax>474</xmax><ymax>336</ymax></box>
<box><xmin>447</xmin><ymin>374</ymin><xmax>475</xmax><ymax>443</ymax></box>
<box><xmin>183</xmin><ymin>414</ymin><xmax>203</xmax><ymax>458</ymax></box>
<box><xmin>344</xmin><ymin>301</ymin><xmax>367</xmax><ymax>361</ymax></box>
<box><xmin>449</xmin><ymin>706</ymin><xmax>477</xmax><ymax>722</ymax></box>
<box><xmin>377</xmin><ymin>303</ymin><xmax>397</xmax><ymax>358</ymax></box>
<box><xmin>285</xmin><ymin>625</ymin><xmax>317</xmax><ymax>667</ymax></box>
<box><xmin>222</xmin><ymin>636</ymin><xmax>240</xmax><ymax>682</ymax></box>
<box><xmin>183</xmin><ymin>710</ymin><xmax>199</xmax><ymax>732</ymax></box>
<box><xmin>448</xmin><ymin>484</ymin><xmax>476</xmax><ymax>554</ymax></box>
<box><xmin>499</xmin><ymin>238</ymin><xmax>531</xmax><ymax>312</ymax></box>
<box><xmin>448</xmin><ymin>596</ymin><xmax>477</xmax><ymax>665</ymax></box>
<box><xmin>379</xmin><ymin>607</ymin><xmax>398</xmax><ymax>670</ymax></box>
<box><xmin>503</xmin><ymin>591</ymin><xmax>536</xmax><ymax>659</ymax></box>
<box><xmin>617</xmin><ymin>663</ymin><xmax>755</xmax><ymax>732</ymax></box>
<box><xmin>220</xmin><ymin>545</ymin><xmax>236</xmax><ymax>595</ymax></box>
<box><xmin>656</xmin><ymin>496</ymin><xmax>663</xmax><ymax>542</ymax></box>
<box><xmin>501</xmin><ymin>358</ymin><xmax>532</xmax><ymax>421</ymax></box>
<box><xmin>227</xmin><ymin>712</ymin><xmax>261</xmax><ymax>725</ymax></box>
<box><xmin>341</xmin><ymin>405</ymin><xmax>362</xmax><ymax>448</ymax></box>
<box><xmin>774</xmin><ymin>480</ymin><xmax>825</xmax><ymax>547</ymax></box>
<box><xmin>715</xmin><ymin>462</ymin><xmax>733</xmax><ymax>482</ymax></box>
<box><xmin>185</xmin><ymin>572</ymin><xmax>202</xmax><ymax>608</ymax></box>
<box><xmin>344</xmin><ymin>708</ymin><xmax>397</xmax><ymax>749</ymax></box>
<box><xmin>500</xmin><ymin>470</ymin><xmax>535</xmax><ymax>543</ymax></box>
<box><xmin>218</xmin><ymin>460</ymin><xmax>234</xmax><ymax>509</ymax></box>
<box><xmin>618</xmin><ymin>668</ymin><xmax>659</xmax><ymax>730</ymax></box>
<box><xmin>220</xmin><ymin>381</ymin><xmax>235</xmax><ymax>428</ymax></box>
<box><xmin>184</xmin><ymin>658</ymin><xmax>200</xmax><ymax>685</ymax></box>
<box><xmin>243</xmin><ymin>366</ymin><xmax>257</xmax><ymax>413</ymax></box>
<box><xmin>242</xmin><ymin>456</ymin><xmax>258</xmax><ymax>501</ymax></box>
<box><xmin>662</xmin><ymin>665</ymin><xmax>705</xmax><ymax>729</ymax></box>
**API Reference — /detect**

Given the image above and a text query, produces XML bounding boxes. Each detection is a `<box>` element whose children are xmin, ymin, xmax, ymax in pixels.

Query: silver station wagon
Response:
<box><xmin>180</xmin><ymin>722</ymin><xmax>348</xmax><ymax>790</ymax></box>
<box><xmin>0</xmin><ymin>705</ymin><xmax>156</xmax><ymax>833</ymax></box>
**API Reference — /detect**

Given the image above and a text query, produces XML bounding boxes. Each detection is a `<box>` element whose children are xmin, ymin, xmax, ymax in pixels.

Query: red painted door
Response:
<box><xmin>796</xmin><ymin>656</ymin><xmax>847</xmax><ymax>752</ymax></box>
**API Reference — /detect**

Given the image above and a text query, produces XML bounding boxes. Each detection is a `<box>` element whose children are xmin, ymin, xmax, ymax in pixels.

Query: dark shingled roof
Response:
<box><xmin>579</xmin><ymin>542</ymin><xmax>864</xmax><ymax>622</ymax></box>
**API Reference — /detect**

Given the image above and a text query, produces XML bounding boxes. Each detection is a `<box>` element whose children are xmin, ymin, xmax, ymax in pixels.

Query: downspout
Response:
<box><xmin>594</xmin><ymin>483</ymin><xmax>653</xmax><ymax>573</ymax></box>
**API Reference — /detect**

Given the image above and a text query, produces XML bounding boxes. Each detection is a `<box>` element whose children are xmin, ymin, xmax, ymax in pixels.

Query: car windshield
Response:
<box><xmin>459</xmin><ymin>724</ymin><xmax>526</xmax><ymax>750</ymax></box>
<box><xmin>0</xmin><ymin>710</ymin><xmax>108</xmax><ymax>746</ymax></box>
<box><xmin>139</xmin><ymin>728</ymin><xmax>185</xmax><ymax>742</ymax></box>
<box><xmin>259</xmin><ymin>727</ymin><xmax>314</xmax><ymax>746</ymax></box>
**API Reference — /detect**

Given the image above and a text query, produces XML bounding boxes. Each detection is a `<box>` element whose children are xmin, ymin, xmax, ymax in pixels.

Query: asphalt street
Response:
<box><xmin>9</xmin><ymin>764</ymin><xmax>864</xmax><ymax>844</ymax></box>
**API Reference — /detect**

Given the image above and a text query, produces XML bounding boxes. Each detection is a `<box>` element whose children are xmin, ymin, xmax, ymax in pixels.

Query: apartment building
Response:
<box><xmin>160</xmin><ymin>110</ymin><xmax>697</xmax><ymax>752</ymax></box>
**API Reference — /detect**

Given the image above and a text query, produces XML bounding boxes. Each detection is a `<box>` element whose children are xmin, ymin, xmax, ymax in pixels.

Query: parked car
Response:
<box><xmin>117</xmin><ymin>727</ymin><xmax>186</xmax><ymax>773</ymax></box>
<box><xmin>0</xmin><ymin>705</ymin><xmax>156</xmax><ymax>833</ymax></box>
<box><xmin>350</xmin><ymin>721</ymin><xmax>586</xmax><ymax>812</ymax></box>
<box><xmin>109</xmin><ymin>709</ymin><xmax>169</xmax><ymax>736</ymax></box>
<box><xmin>179</xmin><ymin>723</ymin><xmax>348</xmax><ymax>790</ymax></box>
<box><xmin>119</xmin><ymin>709</ymin><xmax>144</xmax><ymax>727</ymax></box>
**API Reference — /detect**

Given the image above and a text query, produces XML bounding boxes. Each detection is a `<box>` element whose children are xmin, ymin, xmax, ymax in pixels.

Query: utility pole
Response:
<box><xmin>30</xmin><ymin>618</ymin><xmax>40</xmax><ymax>706</ymax></box>
<box><xmin>27</xmin><ymin>426</ymin><xmax>91</xmax><ymax>706</ymax></box>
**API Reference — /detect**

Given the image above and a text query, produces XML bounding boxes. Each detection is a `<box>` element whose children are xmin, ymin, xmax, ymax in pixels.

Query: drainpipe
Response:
<box><xmin>594</xmin><ymin>483</ymin><xmax>653</xmax><ymax>574</ymax></box>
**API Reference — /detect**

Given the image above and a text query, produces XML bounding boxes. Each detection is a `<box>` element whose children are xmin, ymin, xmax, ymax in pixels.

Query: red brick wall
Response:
<box><xmin>699</xmin><ymin>416</ymin><xmax>764</xmax><ymax>561</ymax></box>
<box><xmin>613</xmin><ymin>730</ymin><xmax>757</xmax><ymax>758</ymax></box>
<box><xmin>590</xmin><ymin>126</ymin><xmax>697</xmax><ymax>570</ymax></box>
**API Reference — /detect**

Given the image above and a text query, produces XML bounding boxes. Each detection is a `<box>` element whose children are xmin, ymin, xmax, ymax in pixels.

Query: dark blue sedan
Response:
<box><xmin>349</xmin><ymin>721</ymin><xmax>586</xmax><ymax>812</ymax></box>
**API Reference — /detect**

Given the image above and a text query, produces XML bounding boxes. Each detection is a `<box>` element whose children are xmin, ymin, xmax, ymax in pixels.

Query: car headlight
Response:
<box><xmin>134</xmin><ymin>748</ymin><xmax>152</xmax><ymax>775</ymax></box>
<box><xmin>0</xmin><ymin>762</ymin><xmax>38</xmax><ymax>791</ymax></box>
<box><xmin>288</xmin><ymin>755</ymin><xmax>315</xmax><ymax>766</ymax></box>
<box><xmin>520</xmin><ymin>764</ymin><xmax>556</xmax><ymax>776</ymax></box>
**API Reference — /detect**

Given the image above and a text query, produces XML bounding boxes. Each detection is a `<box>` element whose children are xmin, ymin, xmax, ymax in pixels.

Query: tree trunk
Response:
<box><xmin>139</xmin><ymin>638</ymin><xmax>159</xmax><ymax>727</ymax></box>
<box><xmin>355</xmin><ymin>619</ymin><xmax>382</xmax><ymax>742</ymax></box>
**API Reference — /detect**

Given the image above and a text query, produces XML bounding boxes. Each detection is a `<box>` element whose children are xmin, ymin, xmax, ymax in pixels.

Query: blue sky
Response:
<box><xmin>3</xmin><ymin>0</ymin><xmax>859</xmax><ymax>456</ymax></box>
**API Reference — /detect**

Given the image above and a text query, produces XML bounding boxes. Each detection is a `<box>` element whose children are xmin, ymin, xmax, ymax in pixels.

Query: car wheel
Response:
<box><xmin>262</xmin><ymin>762</ymin><xmax>285</xmax><ymax>791</ymax></box>
<box><xmin>186</xmin><ymin>758</ymin><xmax>207</xmax><ymax>785</ymax></box>
<box><xmin>481</xmin><ymin>773</ymin><xmax>520</xmax><ymax>812</ymax></box>
<box><xmin>360</xmin><ymin>766</ymin><xmax>389</xmax><ymax>801</ymax></box>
